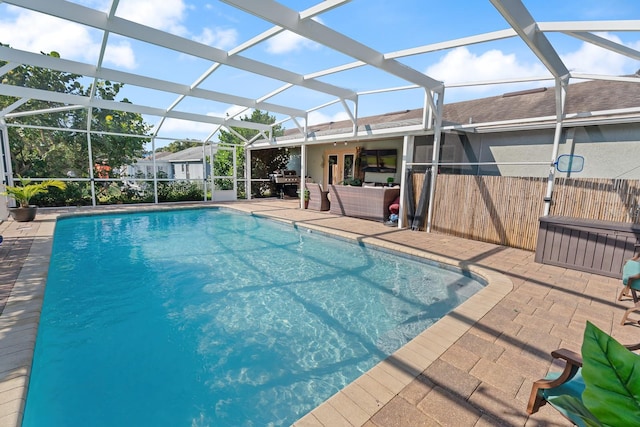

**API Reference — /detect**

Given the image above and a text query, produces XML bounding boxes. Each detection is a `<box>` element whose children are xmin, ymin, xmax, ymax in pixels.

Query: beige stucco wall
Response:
<box><xmin>301</xmin><ymin>122</ymin><xmax>639</xmax><ymax>183</ymax></box>
<box><xmin>413</xmin><ymin>123</ymin><xmax>640</xmax><ymax>178</ymax></box>
<box><xmin>304</xmin><ymin>138</ymin><xmax>404</xmax><ymax>186</ymax></box>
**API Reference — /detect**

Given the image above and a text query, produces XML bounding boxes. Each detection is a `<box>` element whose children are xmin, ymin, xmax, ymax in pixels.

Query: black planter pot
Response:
<box><xmin>9</xmin><ymin>206</ymin><xmax>38</xmax><ymax>222</ymax></box>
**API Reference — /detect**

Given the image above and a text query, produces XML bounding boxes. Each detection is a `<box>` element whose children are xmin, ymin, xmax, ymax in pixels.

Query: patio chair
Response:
<box><xmin>619</xmin><ymin>285</ymin><xmax>640</xmax><ymax>325</ymax></box>
<box><xmin>527</xmin><ymin>342</ymin><xmax>640</xmax><ymax>425</ymax></box>
<box><xmin>619</xmin><ymin>253</ymin><xmax>640</xmax><ymax>325</ymax></box>
<box><xmin>306</xmin><ymin>183</ymin><xmax>330</xmax><ymax>211</ymax></box>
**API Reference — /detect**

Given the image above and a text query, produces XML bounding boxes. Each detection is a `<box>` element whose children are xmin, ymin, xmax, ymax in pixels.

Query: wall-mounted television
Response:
<box><xmin>359</xmin><ymin>149</ymin><xmax>397</xmax><ymax>173</ymax></box>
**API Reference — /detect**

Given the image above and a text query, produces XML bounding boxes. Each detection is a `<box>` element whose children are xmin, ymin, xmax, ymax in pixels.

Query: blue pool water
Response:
<box><xmin>23</xmin><ymin>208</ymin><xmax>483</xmax><ymax>427</ymax></box>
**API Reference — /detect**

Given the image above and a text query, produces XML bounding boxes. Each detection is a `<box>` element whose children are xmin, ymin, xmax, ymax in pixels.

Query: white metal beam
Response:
<box><xmin>426</xmin><ymin>88</ymin><xmax>445</xmax><ymax>232</ymax></box>
<box><xmin>0</xmin><ymin>84</ymin><xmax>272</xmax><ymax>131</ymax></box>
<box><xmin>570</xmin><ymin>73</ymin><xmax>640</xmax><ymax>83</ymax></box>
<box><xmin>563</xmin><ymin>32</ymin><xmax>640</xmax><ymax>61</ymax></box>
<box><xmin>0</xmin><ymin>47</ymin><xmax>307</xmax><ymax>118</ymax></box>
<box><xmin>251</xmin><ymin>14</ymin><xmax>633</xmax><ymax>118</ymax></box>
<box><xmin>190</xmin><ymin>1</ymin><xmax>351</xmax><ymax>119</ymax></box>
<box><xmin>4</xmin><ymin>0</ymin><xmax>356</xmax><ymax>101</ymax></box>
<box><xmin>490</xmin><ymin>0</ymin><xmax>569</xmax><ymax>79</ymax></box>
<box><xmin>0</xmin><ymin>98</ymin><xmax>29</xmax><ymax>118</ymax></box>
<box><xmin>544</xmin><ymin>79</ymin><xmax>568</xmax><ymax>216</ymax></box>
<box><xmin>0</xmin><ymin>62</ymin><xmax>20</xmax><ymax>79</ymax></box>
<box><xmin>299</xmin><ymin>0</ymin><xmax>352</xmax><ymax>20</ymax></box>
<box><xmin>221</xmin><ymin>0</ymin><xmax>444</xmax><ymax>91</ymax></box>
<box><xmin>240</xmin><ymin>22</ymin><xmax>563</xmax><ymax>124</ymax></box>
<box><xmin>445</xmin><ymin>75</ymin><xmax>554</xmax><ymax>88</ymax></box>
<box><xmin>4</xmin><ymin>104</ymin><xmax>85</xmax><ymax>119</ymax></box>
<box><xmin>385</xmin><ymin>29</ymin><xmax>517</xmax><ymax>59</ymax></box>
<box><xmin>538</xmin><ymin>20</ymin><xmax>640</xmax><ymax>32</ymax></box>
<box><xmin>0</xmin><ymin>122</ymin><xmax>14</xmax><ymax>217</ymax></box>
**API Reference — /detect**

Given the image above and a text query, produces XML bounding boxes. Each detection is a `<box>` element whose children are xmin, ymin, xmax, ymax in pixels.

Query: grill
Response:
<box><xmin>269</xmin><ymin>169</ymin><xmax>300</xmax><ymax>184</ymax></box>
<box><xmin>269</xmin><ymin>169</ymin><xmax>300</xmax><ymax>198</ymax></box>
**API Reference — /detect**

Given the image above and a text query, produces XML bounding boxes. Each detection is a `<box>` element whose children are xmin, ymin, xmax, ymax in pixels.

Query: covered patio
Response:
<box><xmin>0</xmin><ymin>200</ymin><xmax>638</xmax><ymax>426</ymax></box>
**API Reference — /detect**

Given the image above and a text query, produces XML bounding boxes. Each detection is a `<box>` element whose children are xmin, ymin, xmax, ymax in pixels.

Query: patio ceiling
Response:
<box><xmin>0</xmin><ymin>0</ymin><xmax>639</xmax><ymax>146</ymax></box>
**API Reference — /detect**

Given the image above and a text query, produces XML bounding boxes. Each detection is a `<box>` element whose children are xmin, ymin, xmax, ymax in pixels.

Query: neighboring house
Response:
<box><xmin>122</xmin><ymin>151</ymin><xmax>172</xmax><ymax>179</ymax></box>
<box><xmin>123</xmin><ymin>145</ymin><xmax>214</xmax><ymax>180</ymax></box>
<box><xmin>259</xmin><ymin>76</ymin><xmax>640</xmax><ymax>184</ymax></box>
<box><xmin>163</xmin><ymin>145</ymin><xmax>211</xmax><ymax>180</ymax></box>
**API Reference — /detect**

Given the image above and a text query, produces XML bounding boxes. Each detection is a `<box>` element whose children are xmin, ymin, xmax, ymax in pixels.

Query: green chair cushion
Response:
<box><xmin>623</xmin><ymin>260</ymin><xmax>640</xmax><ymax>288</ymax></box>
<box><xmin>542</xmin><ymin>370</ymin><xmax>586</xmax><ymax>427</ymax></box>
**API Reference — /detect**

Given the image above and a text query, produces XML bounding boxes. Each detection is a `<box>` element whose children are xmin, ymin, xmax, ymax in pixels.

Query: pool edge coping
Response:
<box><xmin>0</xmin><ymin>206</ymin><xmax>513</xmax><ymax>427</ymax></box>
<box><xmin>0</xmin><ymin>215</ymin><xmax>57</xmax><ymax>427</ymax></box>
<box><xmin>264</xmin><ymin>219</ymin><xmax>514</xmax><ymax>427</ymax></box>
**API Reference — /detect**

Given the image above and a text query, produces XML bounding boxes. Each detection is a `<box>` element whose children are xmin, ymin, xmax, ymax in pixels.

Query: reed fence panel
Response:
<box><xmin>551</xmin><ymin>178</ymin><xmax>640</xmax><ymax>223</ymax></box>
<box><xmin>416</xmin><ymin>174</ymin><xmax>640</xmax><ymax>251</ymax></box>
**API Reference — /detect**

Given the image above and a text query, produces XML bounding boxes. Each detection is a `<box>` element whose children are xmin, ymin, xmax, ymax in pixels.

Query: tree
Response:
<box><xmin>217</xmin><ymin>110</ymin><xmax>289</xmax><ymax>184</ymax></box>
<box><xmin>156</xmin><ymin>139</ymin><xmax>202</xmax><ymax>153</ymax></box>
<box><xmin>67</xmin><ymin>81</ymin><xmax>152</xmax><ymax>178</ymax></box>
<box><xmin>0</xmin><ymin>47</ymin><xmax>152</xmax><ymax>178</ymax></box>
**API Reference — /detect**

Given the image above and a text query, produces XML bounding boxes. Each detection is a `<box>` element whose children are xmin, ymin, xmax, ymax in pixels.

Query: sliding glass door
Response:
<box><xmin>324</xmin><ymin>148</ymin><xmax>356</xmax><ymax>188</ymax></box>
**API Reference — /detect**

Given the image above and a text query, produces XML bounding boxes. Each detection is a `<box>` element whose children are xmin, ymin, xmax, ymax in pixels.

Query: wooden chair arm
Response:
<box><xmin>550</xmin><ymin>348</ymin><xmax>583</xmax><ymax>367</ymax></box>
<box><xmin>527</xmin><ymin>348</ymin><xmax>582</xmax><ymax>414</ymax></box>
<box><xmin>625</xmin><ymin>343</ymin><xmax>640</xmax><ymax>351</ymax></box>
<box><xmin>528</xmin><ymin>343</ymin><xmax>640</xmax><ymax>415</ymax></box>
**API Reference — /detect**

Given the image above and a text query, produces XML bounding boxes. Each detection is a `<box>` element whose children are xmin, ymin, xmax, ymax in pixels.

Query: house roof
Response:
<box><xmin>151</xmin><ymin>151</ymin><xmax>174</xmax><ymax>161</ymax></box>
<box><xmin>445</xmin><ymin>76</ymin><xmax>640</xmax><ymax>125</ymax></box>
<box><xmin>272</xmin><ymin>75</ymin><xmax>640</xmax><ymax>144</ymax></box>
<box><xmin>155</xmin><ymin>146</ymin><xmax>210</xmax><ymax>163</ymax></box>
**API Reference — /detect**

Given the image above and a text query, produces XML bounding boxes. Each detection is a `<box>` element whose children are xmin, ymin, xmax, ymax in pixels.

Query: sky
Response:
<box><xmin>1</xmin><ymin>0</ymin><xmax>639</xmax><ymax>145</ymax></box>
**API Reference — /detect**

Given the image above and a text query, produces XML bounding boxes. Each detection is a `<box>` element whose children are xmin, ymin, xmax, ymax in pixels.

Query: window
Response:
<box><xmin>324</xmin><ymin>148</ymin><xmax>357</xmax><ymax>187</ymax></box>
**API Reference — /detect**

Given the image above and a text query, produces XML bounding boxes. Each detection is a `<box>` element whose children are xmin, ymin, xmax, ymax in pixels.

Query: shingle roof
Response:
<box><xmin>157</xmin><ymin>146</ymin><xmax>207</xmax><ymax>162</ymax></box>
<box><xmin>286</xmin><ymin>76</ymin><xmax>640</xmax><ymax>139</ymax></box>
<box><xmin>151</xmin><ymin>151</ymin><xmax>173</xmax><ymax>160</ymax></box>
<box><xmin>445</xmin><ymin>78</ymin><xmax>640</xmax><ymax>124</ymax></box>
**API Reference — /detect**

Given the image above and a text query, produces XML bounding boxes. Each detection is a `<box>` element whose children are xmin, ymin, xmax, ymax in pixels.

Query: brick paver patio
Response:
<box><xmin>0</xmin><ymin>199</ymin><xmax>638</xmax><ymax>426</ymax></box>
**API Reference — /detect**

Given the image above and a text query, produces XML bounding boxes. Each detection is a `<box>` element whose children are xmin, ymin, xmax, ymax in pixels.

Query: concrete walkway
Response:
<box><xmin>1</xmin><ymin>200</ymin><xmax>638</xmax><ymax>426</ymax></box>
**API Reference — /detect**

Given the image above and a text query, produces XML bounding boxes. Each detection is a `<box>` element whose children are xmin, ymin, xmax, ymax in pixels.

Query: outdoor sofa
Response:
<box><xmin>328</xmin><ymin>184</ymin><xmax>400</xmax><ymax>222</ymax></box>
<box><xmin>307</xmin><ymin>183</ymin><xmax>330</xmax><ymax>211</ymax></box>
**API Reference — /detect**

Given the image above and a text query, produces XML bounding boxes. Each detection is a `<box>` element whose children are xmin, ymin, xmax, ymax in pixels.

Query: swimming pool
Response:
<box><xmin>22</xmin><ymin>208</ymin><xmax>484</xmax><ymax>426</ymax></box>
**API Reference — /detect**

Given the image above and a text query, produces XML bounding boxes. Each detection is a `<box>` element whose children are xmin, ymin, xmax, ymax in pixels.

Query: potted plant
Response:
<box><xmin>303</xmin><ymin>188</ymin><xmax>310</xmax><ymax>209</ymax></box>
<box><xmin>341</xmin><ymin>177</ymin><xmax>362</xmax><ymax>186</ymax></box>
<box><xmin>2</xmin><ymin>177</ymin><xmax>66</xmax><ymax>222</ymax></box>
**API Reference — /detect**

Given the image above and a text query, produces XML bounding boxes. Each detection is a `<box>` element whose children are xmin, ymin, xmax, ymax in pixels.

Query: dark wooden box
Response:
<box><xmin>535</xmin><ymin>216</ymin><xmax>640</xmax><ymax>278</ymax></box>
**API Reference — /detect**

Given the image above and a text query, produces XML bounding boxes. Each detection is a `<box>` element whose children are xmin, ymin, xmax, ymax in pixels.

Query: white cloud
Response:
<box><xmin>428</xmin><ymin>35</ymin><xmax>640</xmax><ymax>90</ymax></box>
<box><xmin>266</xmin><ymin>31</ymin><xmax>320</xmax><ymax>54</ymax></box>
<box><xmin>115</xmin><ymin>0</ymin><xmax>188</xmax><ymax>36</ymax></box>
<box><xmin>426</xmin><ymin>46</ymin><xmax>548</xmax><ymax>86</ymax></box>
<box><xmin>104</xmin><ymin>40</ymin><xmax>137</xmax><ymax>69</ymax></box>
<box><xmin>0</xmin><ymin>7</ymin><xmax>137</xmax><ymax>69</ymax></box>
<box><xmin>422</xmin><ymin>37</ymin><xmax>640</xmax><ymax>102</ymax></box>
<box><xmin>561</xmin><ymin>33</ymin><xmax>638</xmax><ymax>75</ymax></box>
<box><xmin>192</xmin><ymin>27</ymin><xmax>238</xmax><ymax>50</ymax></box>
<box><xmin>0</xmin><ymin>2</ymin><xmax>236</xmax><ymax>71</ymax></box>
<box><xmin>156</xmin><ymin>117</ymin><xmax>219</xmax><ymax>140</ymax></box>
<box><xmin>308</xmin><ymin>110</ymin><xmax>350</xmax><ymax>126</ymax></box>
<box><xmin>0</xmin><ymin>9</ymin><xmax>100</xmax><ymax>64</ymax></box>
<box><xmin>265</xmin><ymin>18</ymin><xmax>323</xmax><ymax>54</ymax></box>
<box><xmin>115</xmin><ymin>0</ymin><xmax>241</xmax><ymax>52</ymax></box>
